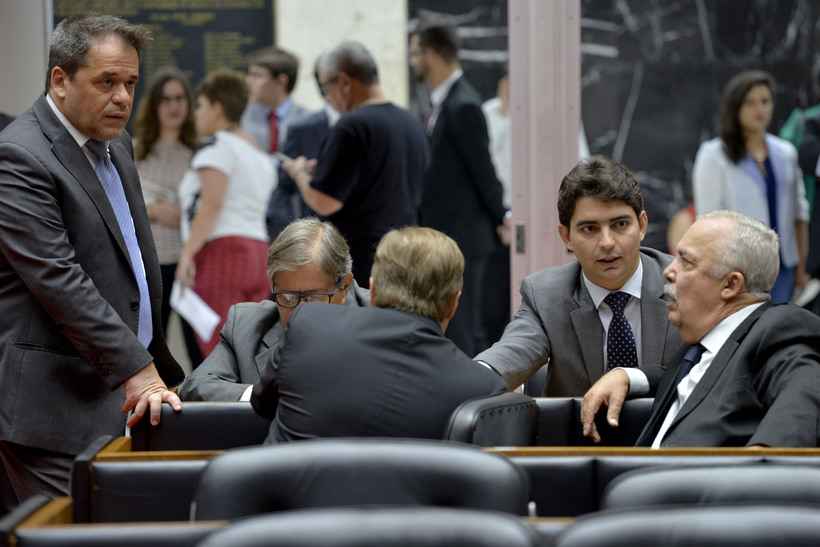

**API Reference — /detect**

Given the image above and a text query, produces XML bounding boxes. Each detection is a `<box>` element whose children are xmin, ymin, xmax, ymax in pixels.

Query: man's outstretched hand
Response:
<box><xmin>122</xmin><ymin>362</ymin><xmax>182</xmax><ymax>428</ymax></box>
<box><xmin>580</xmin><ymin>368</ymin><xmax>630</xmax><ymax>443</ymax></box>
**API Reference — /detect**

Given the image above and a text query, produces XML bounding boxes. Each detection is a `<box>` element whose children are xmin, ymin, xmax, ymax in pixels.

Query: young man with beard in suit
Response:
<box><xmin>582</xmin><ymin>211</ymin><xmax>820</xmax><ymax>447</ymax></box>
<box><xmin>410</xmin><ymin>24</ymin><xmax>509</xmax><ymax>357</ymax></box>
<box><xmin>0</xmin><ymin>15</ymin><xmax>183</xmax><ymax>513</ymax></box>
<box><xmin>476</xmin><ymin>157</ymin><xmax>683</xmax><ymax>396</ymax></box>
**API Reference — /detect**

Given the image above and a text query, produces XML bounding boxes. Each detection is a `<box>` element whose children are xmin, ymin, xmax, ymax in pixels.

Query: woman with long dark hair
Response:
<box><xmin>693</xmin><ymin>70</ymin><xmax>810</xmax><ymax>303</ymax></box>
<box><xmin>134</xmin><ymin>67</ymin><xmax>202</xmax><ymax>365</ymax></box>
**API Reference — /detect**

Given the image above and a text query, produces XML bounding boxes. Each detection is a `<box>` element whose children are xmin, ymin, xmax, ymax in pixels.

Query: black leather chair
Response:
<box><xmin>557</xmin><ymin>505</ymin><xmax>820</xmax><ymax>546</ymax></box>
<box><xmin>191</xmin><ymin>439</ymin><xmax>530</xmax><ymax>520</ymax></box>
<box><xmin>130</xmin><ymin>402</ymin><xmax>270</xmax><ymax>451</ymax></box>
<box><xmin>602</xmin><ymin>465</ymin><xmax>820</xmax><ymax>510</ymax></box>
<box><xmin>198</xmin><ymin>508</ymin><xmax>537</xmax><ymax>547</ymax></box>
<box><xmin>71</xmin><ymin>436</ymin><xmax>210</xmax><ymax>522</ymax></box>
<box><xmin>12</xmin><ymin>522</ymin><xmax>220</xmax><ymax>547</ymax></box>
<box><xmin>445</xmin><ymin>392</ymin><xmax>537</xmax><ymax>446</ymax></box>
<box><xmin>533</xmin><ymin>398</ymin><xmax>653</xmax><ymax>446</ymax></box>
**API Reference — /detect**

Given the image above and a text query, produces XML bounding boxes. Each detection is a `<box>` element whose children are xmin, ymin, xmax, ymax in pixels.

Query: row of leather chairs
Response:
<box><xmin>128</xmin><ymin>394</ymin><xmax>654</xmax><ymax>451</ymax></box>
<box><xmin>69</xmin><ymin>434</ymin><xmax>820</xmax><ymax>523</ymax></box>
<box><xmin>8</xmin><ymin>460</ymin><xmax>820</xmax><ymax>546</ymax></box>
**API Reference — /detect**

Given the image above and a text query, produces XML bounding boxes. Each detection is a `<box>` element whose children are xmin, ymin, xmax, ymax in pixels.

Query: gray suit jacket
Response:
<box><xmin>476</xmin><ymin>248</ymin><xmax>682</xmax><ymax>396</ymax></box>
<box><xmin>0</xmin><ymin>96</ymin><xmax>183</xmax><ymax>455</ymax></box>
<box><xmin>178</xmin><ymin>284</ymin><xmax>369</xmax><ymax>401</ymax></box>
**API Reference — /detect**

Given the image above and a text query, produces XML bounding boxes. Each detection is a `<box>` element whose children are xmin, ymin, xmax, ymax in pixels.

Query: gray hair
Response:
<box><xmin>267</xmin><ymin>219</ymin><xmax>352</xmax><ymax>286</ymax></box>
<box><xmin>46</xmin><ymin>15</ymin><xmax>151</xmax><ymax>93</ymax></box>
<box><xmin>701</xmin><ymin>210</ymin><xmax>779</xmax><ymax>299</ymax></box>
<box><xmin>320</xmin><ymin>41</ymin><xmax>379</xmax><ymax>86</ymax></box>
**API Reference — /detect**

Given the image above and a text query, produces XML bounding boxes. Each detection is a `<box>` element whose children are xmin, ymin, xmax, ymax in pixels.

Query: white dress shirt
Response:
<box><xmin>651</xmin><ymin>302</ymin><xmax>764</xmax><ymax>448</ymax></box>
<box><xmin>46</xmin><ymin>94</ymin><xmax>95</xmax><ymax>166</ymax></box>
<box><xmin>582</xmin><ymin>260</ymin><xmax>644</xmax><ymax>373</ymax></box>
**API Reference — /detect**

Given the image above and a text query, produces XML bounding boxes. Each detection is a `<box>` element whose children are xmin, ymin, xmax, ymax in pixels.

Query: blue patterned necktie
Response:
<box><xmin>672</xmin><ymin>344</ymin><xmax>707</xmax><ymax>387</ymax></box>
<box><xmin>86</xmin><ymin>139</ymin><xmax>153</xmax><ymax>348</ymax></box>
<box><xmin>604</xmin><ymin>291</ymin><xmax>638</xmax><ymax>370</ymax></box>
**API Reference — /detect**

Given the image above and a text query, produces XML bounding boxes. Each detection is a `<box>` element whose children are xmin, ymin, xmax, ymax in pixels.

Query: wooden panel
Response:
<box><xmin>16</xmin><ymin>497</ymin><xmax>73</xmax><ymax>529</ymax></box>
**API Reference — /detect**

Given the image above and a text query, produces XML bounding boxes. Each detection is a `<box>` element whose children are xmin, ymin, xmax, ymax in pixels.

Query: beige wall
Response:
<box><xmin>276</xmin><ymin>0</ymin><xmax>408</xmax><ymax>111</ymax></box>
<box><xmin>0</xmin><ymin>0</ymin><xmax>50</xmax><ymax>115</ymax></box>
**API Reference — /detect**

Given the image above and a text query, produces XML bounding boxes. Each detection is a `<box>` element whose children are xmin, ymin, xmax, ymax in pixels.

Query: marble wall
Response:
<box><xmin>277</xmin><ymin>0</ymin><xmax>408</xmax><ymax>111</ymax></box>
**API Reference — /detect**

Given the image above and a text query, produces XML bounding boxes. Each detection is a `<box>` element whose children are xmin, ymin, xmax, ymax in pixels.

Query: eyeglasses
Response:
<box><xmin>319</xmin><ymin>76</ymin><xmax>339</xmax><ymax>96</ymax></box>
<box><xmin>272</xmin><ymin>286</ymin><xmax>346</xmax><ymax>308</ymax></box>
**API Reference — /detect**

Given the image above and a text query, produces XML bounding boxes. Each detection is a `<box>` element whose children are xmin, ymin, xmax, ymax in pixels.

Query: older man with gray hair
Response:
<box><xmin>178</xmin><ymin>218</ymin><xmax>368</xmax><ymax>401</ymax></box>
<box><xmin>582</xmin><ymin>210</ymin><xmax>820</xmax><ymax>447</ymax></box>
<box><xmin>250</xmin><ymin>226</ymin><xmax>505</xmax><ymax>443</ymax></box>
<box><xmin>282</xmin><ymin>41</ymin><xmax>428</xmax><ymax>287</ymax></box>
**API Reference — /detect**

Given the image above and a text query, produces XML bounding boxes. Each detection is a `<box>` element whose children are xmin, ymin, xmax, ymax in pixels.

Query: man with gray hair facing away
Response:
<box><xmin>251</xmin><ymin>226</ymin><xmax>506</xmax><ymax>443</ymax></box>
<box><xmin>282</xmin><ymin>41</ymin><xmax>429</xmax><ymax>287</ymax></box>
<box><xmin>178</xmin><ymin>218</ymin><xmax>369</xmax><ymax>401</ymax></box>
<box><xmin>582</xmin><ymin>210</ymin><xmax>820</xmax><ymax>447</ymax></box>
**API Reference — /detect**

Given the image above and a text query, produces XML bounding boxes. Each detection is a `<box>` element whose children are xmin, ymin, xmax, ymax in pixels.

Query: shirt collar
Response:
<box><xmin>699</xmin><ymin>302</ymin><xmax>765</xmax><ymax>356</ymax></box>
<box><xmin>430</xmin><ymin>68</ymin><xmax>463</xmax><ymax>109</ymax></box>
<box><xmin>324</xmin><ymin>102</ymin><xmax>340</xmax><ymax>127</ymax></box>
<box><xmin>275</xmin><ymin>97</ymin><xmax>292</xmax><ymax>119</ymax></box>
<box><xmin>582</xmin><ymin>258</ymin><xmax>643</xmax><ymax>310</ymax></box>
<box><xmin>46</xmin><ymin>93</ymin><xmax>92</xmax><ymax>148</ymax></box>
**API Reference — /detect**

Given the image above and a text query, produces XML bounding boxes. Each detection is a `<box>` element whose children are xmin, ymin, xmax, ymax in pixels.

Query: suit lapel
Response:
<box><xmin>664</xmin><ymin>303</ymin><xmax>769</xmax><ymax>436</ymax></box>
<box><xmin>569</xmin><ymin>276</ymin><xmax>604</xmax><ymax>384</ymax></box>
<box><xmin>34</xmin><ymin>97</ymin><xmax>131</xmax><ymax>263</ymax></box>
<box><xmin>639</xmin><ymin>253</ymin><xmax>670</xmax><ymax>367</ymax></box>
<box><xmin>430</xmin><ymin>77</ymin><xmax>460</xmax><ymax>146</ymax></box>
<box><xmin>255</xmin><ymin>318</ymin><xmax>284</xmax><ymax>377</ymax></box>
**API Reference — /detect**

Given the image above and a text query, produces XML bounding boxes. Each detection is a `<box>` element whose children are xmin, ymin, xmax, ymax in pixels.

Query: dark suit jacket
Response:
<box><xmin>0</xmin><ymin>96</ymin><xmax>183</xmax><ymax>455</ymax></box>
<box><xmin>419</xmin><ymin>77</ymin><xmax>506</xmax><ymax>258</ymax></box>
<box><xmin>476</xmin><ymin>248</ymin><xmax>682</xmax><ymax>395</ymax></box>
<box><xmin>637</xmin><ymin>303</ymin><xmax>820</xmax><ymax>447</ymax></box>
<box><xmin>265</xmin><ymin>109</ymin><xmax>329</xmax><ymax>238</ymax></box>
<box><xmin>178</xmin><ymin>283</ymin><xmax>370</xmax><ymax>401</ymax></box>
<box><xmin>251</xmin><ymin>304</ymin><xmax>506</xmax><ymax>443</ymax></box>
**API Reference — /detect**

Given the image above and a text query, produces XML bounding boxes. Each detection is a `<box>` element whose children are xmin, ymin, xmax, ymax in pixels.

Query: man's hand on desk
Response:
<box><xmin>580</xmin><ymin>368</ymin><xmax>629</xmax><ymax>443</ymax></box>
<box><xmin>122</xmin><ymin>362</ymin><xmax>182</xmax><ymax>427</ymax></box>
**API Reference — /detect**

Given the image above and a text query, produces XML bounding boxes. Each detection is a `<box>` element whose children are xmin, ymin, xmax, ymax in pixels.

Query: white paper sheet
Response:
<box><xmin>170</xmin><ymin>282</ymin><xmax>220</xmax><ymax>342</ymax></box>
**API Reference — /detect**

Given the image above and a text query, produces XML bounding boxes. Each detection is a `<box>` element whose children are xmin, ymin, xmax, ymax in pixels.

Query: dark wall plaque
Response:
<box><xmin>53</xmin><ymin>0</ymin><xmax>274</xmax><ymax>123</ymax></box>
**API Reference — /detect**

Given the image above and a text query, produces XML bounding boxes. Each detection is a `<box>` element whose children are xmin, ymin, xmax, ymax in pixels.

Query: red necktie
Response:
<box><xmin>268</xmin><ymin>111</ymin><xmax>279</xmax><ymax>153</ymax></box>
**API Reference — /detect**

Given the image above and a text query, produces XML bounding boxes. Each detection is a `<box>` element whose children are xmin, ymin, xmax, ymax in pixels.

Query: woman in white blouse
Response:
<box><xmin>177</xmin><ymin>70</ymin><xmax>275</xmax><ymax>356</ymax></box>
<box><xmin>693</xmin><ymin>70</ymin><xmax>809</xmax><ymax>303</ymax></box>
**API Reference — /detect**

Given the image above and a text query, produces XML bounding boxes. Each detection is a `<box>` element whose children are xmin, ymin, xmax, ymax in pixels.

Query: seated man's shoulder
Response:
<box><xmin>228</xmin><ymin>300</ymin><xmax>280</xmax><ymax>333</ymax></box>
<box><xmin>524</xmin><ymin>261</ymin><xmax>582</xmax><ymax>293</ymax></box>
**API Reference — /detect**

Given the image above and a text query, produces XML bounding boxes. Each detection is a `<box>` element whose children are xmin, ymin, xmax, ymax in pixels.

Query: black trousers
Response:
<box><xmin>446</xmin><ymin>255</ymin><xmax>489</xmax><ymax>357</ymax></box>
<box><xmin>482</xmin><ymin>241</ymin><xmax>511</xmax><ymax>346</ymax></box>
<box><xmin>0</xmin><ymin>441</ymin><xmax>72</xmax><ymax>516</ymax></box>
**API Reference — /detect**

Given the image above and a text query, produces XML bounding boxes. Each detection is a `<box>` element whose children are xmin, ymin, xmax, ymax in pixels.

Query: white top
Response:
<box><xmin>651</xmin><ymin>302</ymin><xmax>764</xmax><ymax>448</ymax></box>
<box><xmin>483</xmin><ymin>97</ymin><xmax>511</xmax><ymax>209</ymax></box>
<box><xmin>179</xmin><ymin>130</ymin><xmax>275</xmax><ymax>243</ymax></box>
<box><xmin>581</xmin><ymin>259</ymin><xmax>644</xmax><ymax>371</ymax></box>
<box><xmin>693</xmin><ymin>135</ymin><xmax>809</xmax><ymax>267</ymax></box>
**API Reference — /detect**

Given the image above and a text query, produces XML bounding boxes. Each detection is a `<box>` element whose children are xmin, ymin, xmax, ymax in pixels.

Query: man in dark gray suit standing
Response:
<box><xmin>476</xmin><ymin>157</ymin><xmax>683</xmax><ymax>396</ymax></box>
<box><xmin>0</xmin><ymin>16</ymin><xmax>183</xmax><ymax>513</ymax></box>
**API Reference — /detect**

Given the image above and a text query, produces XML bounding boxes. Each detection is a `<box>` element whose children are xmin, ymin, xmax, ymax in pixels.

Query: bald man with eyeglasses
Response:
<box><xmin>177</xmin><ymin>219</ymin><xmax>369</xmax><ymax>402</ymax></box>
